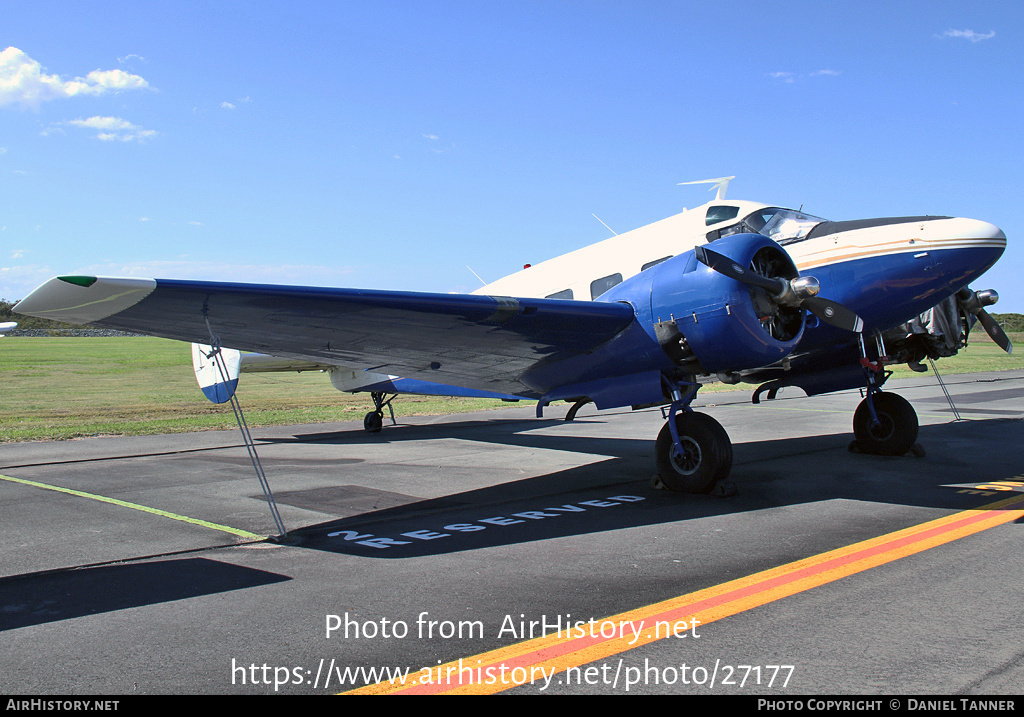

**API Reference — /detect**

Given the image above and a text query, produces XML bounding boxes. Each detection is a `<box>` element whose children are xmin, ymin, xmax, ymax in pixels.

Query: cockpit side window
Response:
<box><xmin>705</xmin><ymin>205</ymin><xmax>740</xmax><ymax>226</ymax></box>
<box><xmin>705</xmin><ymin>207</ymin><xmax>827</xmax><ymax>243</ymax></box>
<box><xmin>759</xmin><ymin>209</ymin><xmax>826</xmax><ymax>245</ymax></box>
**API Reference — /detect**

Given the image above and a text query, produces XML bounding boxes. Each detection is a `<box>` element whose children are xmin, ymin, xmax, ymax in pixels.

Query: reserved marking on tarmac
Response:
<box><xmin>0</xmin><ymin>473</ymin><xmax>262</xmax><ymax>539</ymax></box>
<box><xmin>347</xmin><ymin>494</ymin><xmax>1024</xmax><ymax>694</ymax></box>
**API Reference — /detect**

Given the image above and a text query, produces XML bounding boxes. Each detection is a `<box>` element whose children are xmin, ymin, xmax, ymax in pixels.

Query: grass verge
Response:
<box><xmin>1</xmin><ymin>331</ymin><xmax>1019</xmax><ymax>442</ymax></box>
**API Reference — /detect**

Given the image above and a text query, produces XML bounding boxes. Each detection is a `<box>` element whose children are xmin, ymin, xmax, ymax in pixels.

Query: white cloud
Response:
<box><xmin>58</xmin><ymin>115</ymin><xmax>157</xmax><ymax>142</ymax></box>
<box><xmin>936</xmin><ymin>29</ymin><xmax>995</xmax><ymax>43</ymax></box>
<box><xmin>0</xmin><ymin>47</ymin><xmax>150</xmax><ymax>109</ymax></box>
<box><xmin>770</xmin><ymin>69</ymin><xmax>840</xmax><ymax>83</ymax></box>
<box><xmin>423</xmin><ymin>133</ymin><xmax>439</xmax><ymax>140</ymax></box>
<box><xmin>11</xmin><ymin>249</ymin><xmax>25</xmax><ymax>259</ymax></box>
<box><xmin>67</xmin><ymin>116</ymin><xmax>135</xmax><ymax>131</ymax></box>
<box><xmin>221</xmin><ymin>97</ymin><xmax>251</xmax><ymax>110</ymax></box>
<box><xmin>0</xmin><ymin>264</ymin><xmax>56</xmax><ymax>300</ymax></box>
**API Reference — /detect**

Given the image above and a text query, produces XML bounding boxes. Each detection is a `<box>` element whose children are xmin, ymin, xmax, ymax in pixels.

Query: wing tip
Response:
<box><xmin>57</xmin><ymin>275</ymin><xmax>99</xmax><ymax>288</ymax></box>
<box><xmin>15</xmin><ymin>275</ymin><xmax>157</xmax><ymax>324</ymax></box>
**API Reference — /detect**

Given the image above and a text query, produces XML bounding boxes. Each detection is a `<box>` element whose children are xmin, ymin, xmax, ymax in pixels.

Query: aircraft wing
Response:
<box><xmin>15</xmin><ymin>276</ymin><xmax>639</xmax><ymax>397</ymax></box>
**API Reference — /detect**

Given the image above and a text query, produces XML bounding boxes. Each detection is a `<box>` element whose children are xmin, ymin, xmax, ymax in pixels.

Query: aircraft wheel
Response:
<box><xmin>852</xmin><ymin>392</ymin><xmax>918</xmax><ymax>456</ymax></box>
<box><xmin>363</xmin><ymin>411</ymin><xmax>383</xmax><ymax>433</ymax></box>
<box><xmin>655</xmin><ymin>412</ymin><xmax>733</xmax><ymax>493</ymax></box>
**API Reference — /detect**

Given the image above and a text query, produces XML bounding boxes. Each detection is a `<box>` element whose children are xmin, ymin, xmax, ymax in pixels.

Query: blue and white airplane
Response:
<box><xmin>14</xmin><ymin>182</ymin><xmax>1010</xmax><ymax>494</ymax></box>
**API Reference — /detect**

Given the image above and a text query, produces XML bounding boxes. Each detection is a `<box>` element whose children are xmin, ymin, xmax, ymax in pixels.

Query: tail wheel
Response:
<box><xmin>853</xmin><ymin>392</ymin><xmax>918</xmax><ymax>456</ymax></box>
<box><xmin>363</xmin><ymin>411</ymin><xmax>383</xmax><ymax>433</ymax></box>
<box><xmin>656</xmin><ymin>412</ymin><xmax>733</xmax><ymax>493</ymax></box>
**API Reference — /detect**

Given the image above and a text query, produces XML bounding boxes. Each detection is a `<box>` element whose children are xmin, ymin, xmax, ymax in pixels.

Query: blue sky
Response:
<box><xmin>3</xmin><ymin>1</ymin><xmax>1022</xmax><ymax>310</ymax></box>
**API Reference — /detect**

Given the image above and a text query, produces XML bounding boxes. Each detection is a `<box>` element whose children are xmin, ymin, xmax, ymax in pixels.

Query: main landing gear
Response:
<box><xmin>363</xmin><ymin>391</ymin><xmax>397</xmax><ymax>433</ymax></box>
<box><xmin>653</xmin><ymin>378</ymin><xmax>734</xmax><ymax>495</ymax></box>
<box><xmin>852</xmin><ymin>391</ymin><xmax>919</xmax><ymax>456</ymax></box>
<box><xmin>653</xmin><ymin>342</ymin><xmax>925</xmax><ymax>495</ymax></box>
<box><xmin>850</xmin><ymin>334</ymin><xmax>920</xmax><ymax>457</ymax></box>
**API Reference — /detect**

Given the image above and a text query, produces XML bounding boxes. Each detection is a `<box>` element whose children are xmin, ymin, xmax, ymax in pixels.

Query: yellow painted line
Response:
<box><xmin>346</xmin><ymin>494</ymin><xmax>1024</xmax><ymax>694</ymax></box>
<box><xmin>0</xmin><ymin>473</ymin><xmax>263</xmax><ymax>539</ymax></box>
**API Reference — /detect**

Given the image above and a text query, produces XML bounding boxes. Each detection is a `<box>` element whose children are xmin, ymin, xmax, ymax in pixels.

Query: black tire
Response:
<box><xmin>655</xmin><ymin>412</ymin><xmax>733</xmax><ymax>493</ymax></box>
<box><xmin>852</xmin><ymin>392</ymin><xmax>918</xmax><ymax>456</ymax></box>
<box><xmin>363</xmin><ymin>411</ymin><xmax>383</xmax><ymax>433</ymax></box>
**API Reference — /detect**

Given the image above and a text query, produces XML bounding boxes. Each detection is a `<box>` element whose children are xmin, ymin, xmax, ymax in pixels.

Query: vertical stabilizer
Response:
<box><xmin>192</xmin><ymin>343</ymin><xmax>242</xmax><ymax>403</ymax></box>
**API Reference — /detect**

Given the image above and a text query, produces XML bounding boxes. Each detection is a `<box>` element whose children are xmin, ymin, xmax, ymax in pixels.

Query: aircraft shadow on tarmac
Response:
<box><xmin>258</xmin><ymin>415</ymin><xmax>571</xmax><ymax>446</ymax></box>
<box><xmin>280</xmin><ymin>416</ymin><xmax>1024</xmax><ymax>559</ymax></box>
<box><xmin>0</xmin><ymin>558</ymin><xmax>290</xmax><ymax>632</ymax></box>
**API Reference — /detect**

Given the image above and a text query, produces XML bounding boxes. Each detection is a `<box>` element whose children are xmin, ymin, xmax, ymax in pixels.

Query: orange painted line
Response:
<box><xmin>795</xmin><ymin>238</ymin><xmax>1004</xmax><ymax>271</ymax></box>
<box><xmin>344</xmin><ymin>494</ymin><xmax>1024</xmax><ymax>694</ymax></box>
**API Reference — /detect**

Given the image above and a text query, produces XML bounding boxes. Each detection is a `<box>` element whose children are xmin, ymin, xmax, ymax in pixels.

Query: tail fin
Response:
<box><xmin>191</xmin><ymin>343</ymin><xmax>241</xmax><ymax>404</ymax></box>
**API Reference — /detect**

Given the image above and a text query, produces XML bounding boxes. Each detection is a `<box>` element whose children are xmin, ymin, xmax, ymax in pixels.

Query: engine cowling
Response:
<box><xmin>645</xmin><ymin>233</ymin><xmax>806</xmax><ymax>374</ymax></box>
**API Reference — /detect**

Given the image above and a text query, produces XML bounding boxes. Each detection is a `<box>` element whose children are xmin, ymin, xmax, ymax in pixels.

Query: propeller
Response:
<box><xmin>694</xmin><ymin>244</ymin><xmax>865</xmax><ymax>333</ymax></box>
<box><xmin>957</xmin><ymin>288</ymin><xmax>1013</xmax><ymax>354</ymax></box>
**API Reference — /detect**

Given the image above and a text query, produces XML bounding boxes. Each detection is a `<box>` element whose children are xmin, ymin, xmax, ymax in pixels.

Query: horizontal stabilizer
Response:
<box><xmin>192</xmin><ymin>343</ymin><xmax>242</xmax><ymax>404</ymax></box>
<box><xmin>237</xmin><ymin>353</ymin><xmax>337</xmax><ymax>373</ymax></box>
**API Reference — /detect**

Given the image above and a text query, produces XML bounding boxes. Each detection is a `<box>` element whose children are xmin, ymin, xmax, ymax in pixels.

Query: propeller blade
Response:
<box><xmin>695</xmin><ymin>244</ymin><xmax>866</xmax><ymax>333</ymax></box>
<box><xmin>976</xmin><ymin>308</ymin><xmax>1013</xmax><ymax>354</ymax></box>
<box><xmin>803</xmin><ymin>296</ymin><xmax>865</xmax><ymax>333</ymax></box>
<box><xmin>956</xmin><ymin>288</ymin><xmax>1012</xmax><ymax>354</ymax></box>
<box><xmin>694</xmin><ymin>245</ymin><xmax>783</xmax><ymax>293</ymax></box>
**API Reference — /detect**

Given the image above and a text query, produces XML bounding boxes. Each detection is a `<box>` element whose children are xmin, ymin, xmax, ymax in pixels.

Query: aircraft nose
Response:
<box><xmin>915</xmin><ymin>216</ymin><xmax>1006</xmax><ymax>254</ymax></box>
<box><xmin>951</xmin><ymin>217</ymin><xmax>1006</xmax><ymax>244</ymax></box>
<box><xmin>918</xmin><ymin>216</ymin><xmax>1006</xmax><ymax>287</ymax></box>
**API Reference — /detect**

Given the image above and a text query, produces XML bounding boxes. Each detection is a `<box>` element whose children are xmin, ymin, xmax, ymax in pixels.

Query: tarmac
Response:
<box><xmin>1</xmin><ymin>369</ymin><xmax>1022</xmax><ymax>694</ymax></box>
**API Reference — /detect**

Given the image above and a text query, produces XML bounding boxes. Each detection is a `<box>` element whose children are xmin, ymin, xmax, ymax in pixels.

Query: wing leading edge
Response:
<box><xmin>16</xmin><ymin>275</ymin><xmax>640</xmax><ymax>397</ymax></box>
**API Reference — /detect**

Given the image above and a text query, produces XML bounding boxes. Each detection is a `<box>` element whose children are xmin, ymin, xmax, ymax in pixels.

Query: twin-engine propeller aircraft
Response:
<box><xmin>15</xmin><ymin>180</ymin><xmax>1010</xmax><ymax>495</ymax></box>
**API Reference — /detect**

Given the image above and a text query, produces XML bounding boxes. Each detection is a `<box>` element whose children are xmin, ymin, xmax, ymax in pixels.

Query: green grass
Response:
<box><xmin>0</xmin><ymin>337</ymin><xmax>522</xmax><ymax>442</ymax></box>
<box><xmin>885</xmin><ymin>329</ymin><xmax>1023</xmax><ymax>379</ymax></box>
<box><xmin>0</xmin><ymin>331</ymin><xmax>1019</xmax><ymax>442</ymax></box>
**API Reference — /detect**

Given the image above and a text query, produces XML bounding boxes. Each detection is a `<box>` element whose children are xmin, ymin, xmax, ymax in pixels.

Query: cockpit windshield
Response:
<box><xmin>747</xmin><ymin>208</ymin><xmax>826</xmax><ymax>245</ymax></box>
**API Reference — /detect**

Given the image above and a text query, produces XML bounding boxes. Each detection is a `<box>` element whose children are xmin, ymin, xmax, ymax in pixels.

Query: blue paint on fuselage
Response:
<box><xmin>794</xmin><ymin>244</ymin><xmax>1004</xmax><ymax>354</ymax></box>
<box><xmin>530</xmin><ymin>231</ymin><xmax>1006</xmax><ymax>406</ymax></box>
<box><xmin>357</xmin><ymin>377</ymin><xmax>523</xmax><ymax>401</ymax></box>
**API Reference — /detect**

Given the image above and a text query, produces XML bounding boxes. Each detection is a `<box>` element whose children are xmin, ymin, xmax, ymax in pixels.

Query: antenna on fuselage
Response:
<box><xmin>677</xmin><ymin>176</ymin><xmax>736</xmax><ymax>201</ymax></box>
<box><xmin>591</xmin><ymin>213</ymin><xmax>619</xmax><ymax>236</ymax></box>
<box><xmin>466</xmin><ymin>265</ymin><xmax>488</xmax><ymax>286</ymax></box>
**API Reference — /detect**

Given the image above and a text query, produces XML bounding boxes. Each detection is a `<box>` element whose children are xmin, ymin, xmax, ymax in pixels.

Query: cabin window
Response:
<box><xmin>641</xmin><ymin>256</ymin><xmax>672</xmax><ymax>272</ymax></box>
<box><xmin>546</xmin><ymin>289</ymin><xmax>573</xmax><ymax>300</ymax></box>
<box><xmin>590</xmin><ymin>273</ymin><xmax>623</xmax><ymax>299</ymax></box>
<box><xmin>705</xmin><ymin>205</ymin><xmax>740</xmax><ymax>226</ymax></box>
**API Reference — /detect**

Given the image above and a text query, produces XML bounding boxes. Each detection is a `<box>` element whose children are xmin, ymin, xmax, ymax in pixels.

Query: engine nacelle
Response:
<box><xmin>645</xmin><ymin>233</ymin><xmax>806</xmax><ymax>374</ymax></box>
